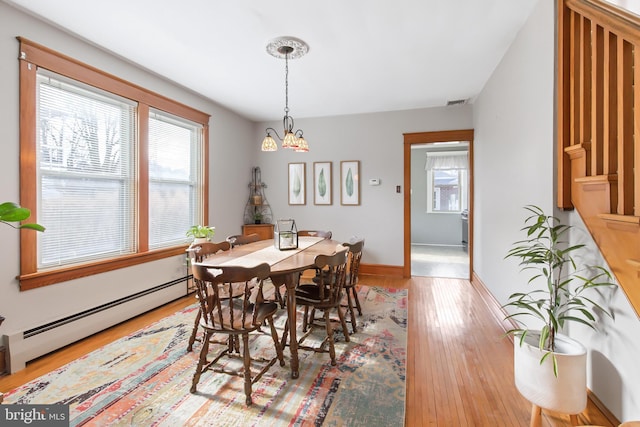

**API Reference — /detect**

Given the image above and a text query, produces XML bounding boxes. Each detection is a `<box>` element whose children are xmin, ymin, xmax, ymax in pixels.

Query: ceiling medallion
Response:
<box><xmin>266</xmin><ymin>37</ymin><xmax>309</xmax><ymax>60</ymax></box>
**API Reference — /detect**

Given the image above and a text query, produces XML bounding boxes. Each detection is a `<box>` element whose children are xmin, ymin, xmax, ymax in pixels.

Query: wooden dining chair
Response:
<box><xmin>298</xmin><ymin>230</ymin><xmax>332</xmax><ymax>239</ymax></box>
<box><xmin>298</xmin><ymin>230</ymin><xmax>332</xmax><ymax>285</ymax></box>
<box><xmin>189</xmin><ymin>262</ymin><xmax>285</xmax><ymax>405</ymax></box>
<box><xmin>226</xmin><ymin>233</ymin><xmax>261</xmax><ymax>248</ymax></box>
<box><xmin>282</xmin><ymin>247</ymin><xmax>350</xmax><ymax>366</ymax></box>
<box><xmin>186</xmin><ymin>241</ymin><xmax>235</xmax><ymax>351</ymax></box>
<box><xmin>342</xmin><ymin>238</ymin><xmax>365</xmax><ymax>334</ymax></box>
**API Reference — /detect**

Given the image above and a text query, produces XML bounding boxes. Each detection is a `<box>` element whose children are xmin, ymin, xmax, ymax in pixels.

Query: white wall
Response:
<box><xmin>254</xmin><ymin>106</ymin><xmax>473</xmax><ymax>266</ymax></box>
<box><xmin>473</xmin><ymin>0</ymin><xmax>640</xmax><ymax>420</ymax></box>
<box><xmin>0</xmin><ymin>3</ymin><xmax>255</xmax><ymax>342</ymax></box>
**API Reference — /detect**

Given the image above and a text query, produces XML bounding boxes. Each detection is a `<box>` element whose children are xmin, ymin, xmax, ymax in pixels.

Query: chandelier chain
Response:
<box><xmin>284</xmin><ymin>52</ymin><xmax>289</xmax><ymax>115</ymax></box>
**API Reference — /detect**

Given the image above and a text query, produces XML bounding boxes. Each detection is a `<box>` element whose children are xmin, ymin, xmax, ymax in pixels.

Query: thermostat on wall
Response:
<box><xmin>369</xmin><ymin>178</ymin><xmax>381</xmax><ymax>186</ymax></box>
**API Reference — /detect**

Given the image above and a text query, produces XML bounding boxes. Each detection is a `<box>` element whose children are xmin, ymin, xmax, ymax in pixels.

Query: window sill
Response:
<box><xmin>18</xmin><ymin>246</ymin><xmax>189</xmax><ymax>291</ymax></box>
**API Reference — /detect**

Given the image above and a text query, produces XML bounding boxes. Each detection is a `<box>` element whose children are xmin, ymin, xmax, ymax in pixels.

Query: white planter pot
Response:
<box><xmin>514</xmin><ymin>332</ymin><xmax>587</xmax><ymax>414</ymax></box>
<box><xmin>192</xmin><ymin>237</ymin><xmax>208</xmax><ymax>244</ymax></box>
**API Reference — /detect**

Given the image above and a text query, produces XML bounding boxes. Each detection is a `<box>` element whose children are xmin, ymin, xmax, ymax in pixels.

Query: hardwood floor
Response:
<box><xmin>0</xmin><ymin>276</ymin><xmax>617</xmax><ymax>426</ymax></box>
<box><xmin>411</xmin><ymin>244</ymin><xmax>469</xmax><ymax>279</ymax></box>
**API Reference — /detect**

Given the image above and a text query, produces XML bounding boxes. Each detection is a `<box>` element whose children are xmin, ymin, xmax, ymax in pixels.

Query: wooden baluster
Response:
<box><xmin>617</xmin><ymin>37</ymin><xmax>634</xmax><ymax>215</ymax></box>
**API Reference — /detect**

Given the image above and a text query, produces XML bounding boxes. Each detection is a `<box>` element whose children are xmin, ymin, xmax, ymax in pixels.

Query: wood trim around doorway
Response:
<box><xmin>403</xmin><ymin>129</ymin><xmax>475</xmax><ymax>278</ymax></box>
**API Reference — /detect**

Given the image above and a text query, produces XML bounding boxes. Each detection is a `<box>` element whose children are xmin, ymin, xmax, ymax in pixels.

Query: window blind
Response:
<box><xmin>148</xmin><ymin>109</ymin><xmax>203</xmax><ymax>249</ymax></box>
<box><xmin>36</xmin><ymin>71</ymin><xmax>137</xmax><ymax>268</ymax></box>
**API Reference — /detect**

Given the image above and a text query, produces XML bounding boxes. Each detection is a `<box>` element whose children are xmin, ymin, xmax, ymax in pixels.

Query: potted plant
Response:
<box><xmin>253</xmin><ymin>211</ymin><xmax>263</xmax><ymax>224</ymax></box>
<box><xmin>186</xmin><ymin>225</ymin><xmax>215</xmax><ymax>243</ymax></box>
<box><xmin>504</xmin><ymin>205</ymin><xmax>616</xmax><ymax>419</ymax></box>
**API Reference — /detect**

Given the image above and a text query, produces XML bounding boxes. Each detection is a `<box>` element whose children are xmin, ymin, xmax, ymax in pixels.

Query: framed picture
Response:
<box><xmin>313</xmin><ymin>162</ymin><xmax>332</xmax><ymax>205</ymax></box>
<box><xmin>288</xmin><ymin>162</ymin><xmax>306</xmax><ymax>205</ymax></box>
<box><xmin>340</xmin><ymin>160</ymin><xmax>360</xmax><ymax>205</ymax></box>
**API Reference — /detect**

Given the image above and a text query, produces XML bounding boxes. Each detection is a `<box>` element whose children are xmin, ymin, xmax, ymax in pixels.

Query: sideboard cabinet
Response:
<box><xmin>241</xmin><ymin>223</ymin><xmax>274</xmax><ymax>240</ymax></box>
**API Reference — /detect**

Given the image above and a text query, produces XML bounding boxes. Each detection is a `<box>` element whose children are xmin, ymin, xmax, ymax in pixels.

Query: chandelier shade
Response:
<box><xmin>261</xmin><ymin>133</ymin><xmax>278</xmax><ymax>151</ymax></box>
<box><xmin>261</xmin><ymin>37</ymin><xmax>309</xmax><ymax>152</ymax></box>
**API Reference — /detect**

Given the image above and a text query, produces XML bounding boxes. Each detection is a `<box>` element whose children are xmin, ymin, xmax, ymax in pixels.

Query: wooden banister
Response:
<box><xmin>558</xmin><ymin>0</ymin><xmax>640</xmax><ymax>317</ymax></box>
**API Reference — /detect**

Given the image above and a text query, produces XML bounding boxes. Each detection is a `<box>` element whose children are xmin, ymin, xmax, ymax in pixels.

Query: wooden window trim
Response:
<box><xmin>17</xmin><ymin>37</ymin><xmax>210</xmax><ymax>290</ymax></box>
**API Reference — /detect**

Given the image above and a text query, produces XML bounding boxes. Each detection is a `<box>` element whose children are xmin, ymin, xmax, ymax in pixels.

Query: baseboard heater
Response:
<box><xmin>4</xmin><ymin>277</ymin><xmax>187</xmax><ymax>374</ymax></box>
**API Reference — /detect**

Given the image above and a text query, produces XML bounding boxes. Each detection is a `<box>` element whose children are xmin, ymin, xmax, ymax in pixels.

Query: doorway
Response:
<box><xmin>403</xmin><ymin>130</ymin><xmax>474</xmax><ymax>279</ymax></box>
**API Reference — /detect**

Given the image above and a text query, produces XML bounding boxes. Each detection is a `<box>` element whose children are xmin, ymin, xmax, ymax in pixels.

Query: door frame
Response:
<box><xmin>403</xmin><ymin>129</ymin><xmax>474</xmax><ymax>278</ymax></box>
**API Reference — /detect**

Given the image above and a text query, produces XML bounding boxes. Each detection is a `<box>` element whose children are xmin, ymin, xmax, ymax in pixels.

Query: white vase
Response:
<box><xmin>513</xmin><ymin>332</ymin><xmax>587</xmax><ymax>414</ymax></box>
<box><xmin>192</xmin><ymin>237</ymin><xmax>208</xmax><ymax>244</ymax></box>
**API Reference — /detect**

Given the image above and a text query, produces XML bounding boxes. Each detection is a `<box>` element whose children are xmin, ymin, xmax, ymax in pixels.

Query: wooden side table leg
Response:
<box><xmin>530</xmin><ymin>404</ymin><xmax>542</xmax><ymax>427</ymax></box>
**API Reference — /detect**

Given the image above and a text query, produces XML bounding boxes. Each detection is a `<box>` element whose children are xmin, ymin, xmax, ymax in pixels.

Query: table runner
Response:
<box><xmin>218</xmin><ymin>236</ymin><xmax>323</xmax><ymax>268</ymax></box>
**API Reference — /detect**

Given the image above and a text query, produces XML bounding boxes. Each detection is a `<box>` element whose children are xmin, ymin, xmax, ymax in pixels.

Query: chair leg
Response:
<box><xmin>191</xmin><ymin>330</ymin><xmax>212</xmax><ymax>393</ymax></box>
<box><xmin>187</xmin><ymin>309</ymin><xmax>202</xmax><ymax>351</ymax></box>
<box><xmin>267</xmin><ymin>317</ymin><xmax>286</xmax><ymax>366</ymax></box>
<box><xmin>274</xmin><ymin>284</ymin><xmax>284</xmax><ymax>308</ymax></box>
<box><xmin>302</xmin><ymin>306</ymin><xmax>309</xmax><ymax>332</ymax></box>
<box><xmin>345</xmin><ymin>289</ymin><xmax>357</xmax><ymax>334</ymax></box>
<box><xmin>351</xmin><ymin>286</ymin><xmax>362</xmax><ymax>315</ymax></box>
<box><xmin>325</xmin><ymin>310</ymin><xmax>337</xmax><ymax>365</ymax></box>
<box><xmin>242</xmin><ymin>333</ymin><xmax>253</xmax><ymax>406</ymax></box>
<box><xmin>281</xmin><ymin>318</ymin><xmax>289</xmax><ymax>349</ymax></box>
<box><xmin>227</xmin><ymin>335</ymin><xmax>240</xmax><ymax>354</ymax></box>
<box><xmin>309</xmin><ymin>307</ymin><xmax>317</xmax><ymax>326</ymax></box>
<box><xmin>336</xmin><ymin>306</ymin><xmax>350</xmax><ymax>343</ymax></box>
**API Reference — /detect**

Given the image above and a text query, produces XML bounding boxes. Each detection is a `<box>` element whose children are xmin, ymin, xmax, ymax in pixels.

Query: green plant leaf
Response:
<box><xmin>0</xmin><ymin>202</ymin><xmax>31</xmax><ymax>222</ymax></box>
<box><xmin>0</xmin><ymin>202</ymin><xmax>45</xmax><ymax>231</ymax></box>
<box><xmin>346</xmin><ymin>168</ymin><xmax>354</xmax><ymax>197</ymax></box>
<box><xmin>186</xmin><ymin>225</ymin><xmax>215</xmax><ymax>239</ymax></box>
<box><xmin>293</xmin><ymin>172</ymin><xmax>301</xmax><ymax>197</ymax></box>
<box><xmin>318</xmin><ymin>169</ymin><xmax>327</xmax><ymax>197</ymax></box>
<box><xmin>18</xmin><ymin>223</ymin><xmax>46</xmax><ymax>232</ymax></box>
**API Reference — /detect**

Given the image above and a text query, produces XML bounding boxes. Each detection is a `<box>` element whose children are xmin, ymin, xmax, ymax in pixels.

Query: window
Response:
<box><xmin>148</xmin><ymin>110</ymin><xmax>203</xmax><ymax>249</ymax></box>
<box><xmin>426</xmin><ymin>151</ymin><xmax>468</xmax><ymax>214</ymax></box>
<box><xmin>18</xmin><ymin>38</ymin><xmax>209</xmax><ymax>290</ymax></box>
<box><xmin>37</xmin><ymin>71</ymin><xmax>137</xmax><ymax>268</ymax></box>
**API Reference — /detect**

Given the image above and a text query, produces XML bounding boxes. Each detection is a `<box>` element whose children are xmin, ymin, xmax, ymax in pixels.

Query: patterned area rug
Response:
<box><xmin>4</xmin><ymin>286</ymin><xmax>407</xmax><ymax>426</ymax></box>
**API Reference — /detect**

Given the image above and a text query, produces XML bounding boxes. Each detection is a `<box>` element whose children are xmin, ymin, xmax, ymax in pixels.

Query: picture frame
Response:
<box><xmin>288</xmin><ymin>162</ymin><xmax>306</xmax><ymax>205</ymax></box>
<box><xmin>313</xmin><ymin>162</ymin><xmax>332</xmax><ymax>205</ymax></box>
<box><xmin>340</xmin><ymin>160</ymin><xmax>360</xmax><ymax>205</ymax></box>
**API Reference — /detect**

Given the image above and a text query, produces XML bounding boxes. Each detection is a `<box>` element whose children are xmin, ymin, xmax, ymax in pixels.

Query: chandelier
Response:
<box><xmin>261</xmin><ymin>37</ymin><xmax>309</xmax><ymax>152</ymax></box>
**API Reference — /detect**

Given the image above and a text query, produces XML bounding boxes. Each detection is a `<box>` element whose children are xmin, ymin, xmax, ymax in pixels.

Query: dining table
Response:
<box><xmin>197</xmin><ymin>235</ymin><xmax>345</xmax><ymax>379</ymax></box>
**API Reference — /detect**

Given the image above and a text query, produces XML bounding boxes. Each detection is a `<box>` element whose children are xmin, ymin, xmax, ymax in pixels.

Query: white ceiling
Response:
<box><xmin>6</xmin><ymin>0</ymin><xmax>538</xmax><ymax>122</ymax></box>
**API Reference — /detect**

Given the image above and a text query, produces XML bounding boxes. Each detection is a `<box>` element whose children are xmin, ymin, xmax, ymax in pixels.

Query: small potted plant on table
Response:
<box><xmin>504</xmin><ymin>205</ymin><xmax>616</xmax><ymax>426</ymax></box>
<box><xmin>186</xmin><ymin>225</ymin><xmax>215</xmax><ymax>244</ymax></box>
